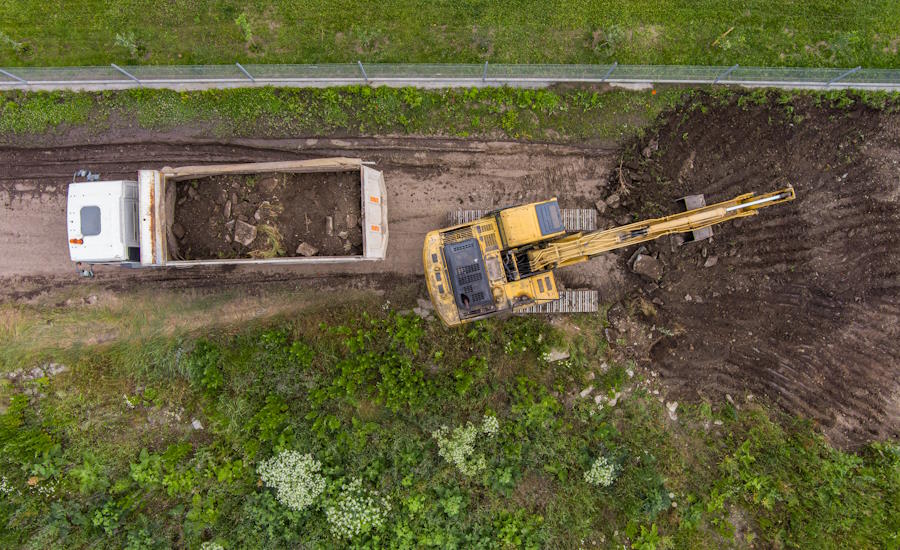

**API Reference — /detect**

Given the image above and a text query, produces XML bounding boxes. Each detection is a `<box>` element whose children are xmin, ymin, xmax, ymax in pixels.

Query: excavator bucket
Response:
<box><xmin>676</xmin><ymin>194</ymin><xmax>713</xmax><ymax>243</ymax></box>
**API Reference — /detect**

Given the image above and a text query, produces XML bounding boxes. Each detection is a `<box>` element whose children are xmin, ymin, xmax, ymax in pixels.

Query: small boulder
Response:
<box><xmin>85</xmin><ymin>294</ymin><xmax>99</xmax><ymax>305</ymax></box>
<box><xmin>703</xmin><ymin>256</ymin><xmax>719</xmax><ymax>268</ymax></box>
<box><xmin>605</xmin><ymin>193</ymin><xmax>621</xmax><ymax>209</ymax></box>
<box><xmin>666</xmin><ymin>401</ymin><xmax>679</xmax><ymax>421</ymax></box>
<box><xmin>233</xmin><ymin>220</ymin><xmax>257</xmax><ymax>246</ymax></box>
<box><xmin>223</xmin><ymin>200</ymin><xmax>232</xmax><ymax>219</ymax></box>
<box><xmin>346</xmin><ymin>213</ymin><xmax>359</xmax><ymax>228</ymax></box>
<box><xmin>325</xmin><ymin>216</ymin><xmax>334</xmax><ymax>236</ymax></box>
<box><xmin>545</xmin><ymin>348</ymin><xmax>570</xmax><ymax>362</ymax></box>
<box><xmin>257</xmin><ymin>176</ymin><xmax>278</xmax><ymax>194</ymax></box>
<box><xmin>172</xmin><ymin>223</ymin><xmax>186</xmax><ymax>240</ymax></box>
<box><xmin>214</xmin><ymin>188</ymin><xmax>228</xmax><ymax>205</ymax></box>
<box><xmin>191</xmin><ymin>418</ymin><xmax>204</xmax><ymax>431</ymax></box>
<box><xmin>632</xmin><ymin>254</ymin><xmax>663</xmax><ymax>281</ymax></box>
<box><xmin>594</xmin><ymin>200</ymin><xmax>608</xmax><ymax>215</ymax></box>
<box><xmin>295</xmin><ymin>242</ymin><xmax>318</xmax><ymax>257</ymax></box>
<box><xmin>413</xmin><ymin>307</ymin><xmax>432</xmax><ymax>320</ymax></box>
<box><xmin>338</xmin><ymin>230</ymin><xmax>349</xmax><ymax>240</ymax></box>
<box><xmin>579</xmin><ymin>386</ymin><xmax>594</xmax><ymax>398</ymax></box>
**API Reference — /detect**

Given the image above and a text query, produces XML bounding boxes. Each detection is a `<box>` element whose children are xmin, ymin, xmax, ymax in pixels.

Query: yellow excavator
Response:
<box><xmin>423</xmin><ymin>187</ymin><xmax>795</xmax><ymax>327</ymax></box>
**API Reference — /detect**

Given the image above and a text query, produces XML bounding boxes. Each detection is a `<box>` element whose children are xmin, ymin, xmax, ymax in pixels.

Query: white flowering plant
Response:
<box><xmin>257</xmin><ymin>450</ymin><xmax>326</xmax><ymax>511</ymax></box>
<box><xmin>481</xmin><ymin>414</ymin><xmax>500</xmax><ymax>437</ymax></box>
<box><xmin>433</xmin><ymin>414</ymin><xmax>501</xmax><ymax>476</ymax></box>
<box><xmin>584</xmin><ymin>454</ymin><xmax>617</xmax><ymax>487</ymax></box>
<box><xmin>325</xmin><ymin>478</ymin><xmax>391</xmax><ymax>539</ymax></box>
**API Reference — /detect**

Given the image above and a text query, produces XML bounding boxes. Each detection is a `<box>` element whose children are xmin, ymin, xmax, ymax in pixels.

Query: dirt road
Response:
<box><xmin>0</xmin><ymin>136</ymin><xmax>621</xmax><ymax>297</ymax></box>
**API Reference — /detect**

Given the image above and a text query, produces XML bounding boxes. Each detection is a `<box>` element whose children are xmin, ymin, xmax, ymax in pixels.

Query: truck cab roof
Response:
<box><xmin>67</xmin><ymin>180</ymin><xmax>139</xmax><ymax>263</ymax></box>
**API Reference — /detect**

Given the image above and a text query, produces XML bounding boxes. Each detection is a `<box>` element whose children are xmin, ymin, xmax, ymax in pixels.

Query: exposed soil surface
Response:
<box><xmin>172</xmin><ymin>171</ymin><xmax>361</xmax><ymax>260</ymax></box>
<box><xmin>1</xmin><ymin>93</ymin><xmax>898</xmax><ymax>448</ymax></box>
<box><xmin>603</xmin><ymin>92</ymin><xmax>900</xmax><ymax>447</ymax></box>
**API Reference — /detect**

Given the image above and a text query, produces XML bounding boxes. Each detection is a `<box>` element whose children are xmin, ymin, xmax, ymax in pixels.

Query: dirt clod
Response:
<box><xmin>296</xmin><ymin>242</ymin><xmax>318</xmax><ymax>257</ymax></box>
<box><xmin>233</xmin><ymin>220</ymin><xmax>257</xmax><ymax>246</ymax></box>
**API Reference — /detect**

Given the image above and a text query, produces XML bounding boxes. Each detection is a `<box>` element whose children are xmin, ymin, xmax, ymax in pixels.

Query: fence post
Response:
<box><xmin>482</xmin><ymin>61</ymin><xmax>488</xmax><ymax>83</ymax></box>
<box><xmin>825</xmin><ymin>66</ymin><xmax>861</xmax><ymax>88</ymax></box>
<box><xmin>111</xmin><ymin>63</ymin><xmax>141</xmax><ymax>86</ymax></box>
<box><xmin>235</xmin><ymin>62</ymin><xmax>255</xmax><ymax>82</ymax></box>
<box><xmin>357</xmin><ymin>61</ymin><xmax>368</xmax><ymax>84</ymax></box>
<box><xmin>0</xmin><ymin>68</ymin><xmax>27</xmax><ymax>84</ymax></box>
<box><xmin>713</xmin><ymin>64</ymin><xmax>739</xmax><ymax>84</ymax></box>
<box><xmin>600</xmin><ymin>62</ymin><xmax>618</xmax><ymax>83</ymax></box>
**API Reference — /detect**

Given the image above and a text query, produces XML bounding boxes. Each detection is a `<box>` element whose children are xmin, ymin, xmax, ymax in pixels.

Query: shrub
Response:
<box><xmin>432</xmin><ymin>417</ymin><xmax>499</xmax><ymax>477</ymax></box>
<box><xmin>584</xmin><ymin>455</ymin><xmax>616</xmax><ymax>487</ymax></box>
<box><xmin>324</xmin><ymin>478</ymin><xmax>391</xmax><ymax>539</ymax></box>
<box><xmin>257</xmin><ymin>451</ymin><xmax>326</xmax><ymax>512</ymax></box>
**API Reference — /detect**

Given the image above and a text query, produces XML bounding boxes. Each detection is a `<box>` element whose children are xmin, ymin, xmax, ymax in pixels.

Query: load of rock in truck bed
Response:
<box><xmin>168</xmin><ymin>171</ymin><xmax>362</xmax><ymax>260</ymax></box>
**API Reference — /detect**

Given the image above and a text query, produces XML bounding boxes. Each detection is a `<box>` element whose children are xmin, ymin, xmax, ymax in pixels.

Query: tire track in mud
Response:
<box><xmin>615</xmin><ymin>93</ymin><xmax>900</xmax><ymax>447</ymax></box>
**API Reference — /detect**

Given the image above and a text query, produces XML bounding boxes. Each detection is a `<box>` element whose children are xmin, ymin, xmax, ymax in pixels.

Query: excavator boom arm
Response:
<box><xmin>526</xmin><ymin>187</ymin><xmax>795</xmax><ymax>272</ymax></box>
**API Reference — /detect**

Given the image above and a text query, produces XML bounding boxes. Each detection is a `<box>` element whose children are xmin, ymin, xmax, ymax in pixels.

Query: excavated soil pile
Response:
<box><xmin>171</xmin><ymin>171</ymin><xmax>362</xmax><ymax>260</ymax></box>
<box><xmin>607</xmin><ymin>91</ymin><xmax>900</xmax><ymax>447</ymax></box>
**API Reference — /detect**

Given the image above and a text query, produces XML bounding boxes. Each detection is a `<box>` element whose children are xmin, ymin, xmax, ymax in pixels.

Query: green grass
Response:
<box><xmin>1</xmin><ymin>1</ymin><xmax>899</xmax><ymax>68</ymax></box>
<box><xmin>0</xmin><ymin>297</ymin><xmax>896</xmax><ymax>549</ymax></box>
<box><xmin>0</xmin><ymin>86</ymin><xmax>687</xmax><ymax>142</ymax></box>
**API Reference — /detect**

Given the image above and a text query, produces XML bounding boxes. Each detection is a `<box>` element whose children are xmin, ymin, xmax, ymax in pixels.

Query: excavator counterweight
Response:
<box><xmin>424</xmin><ymin>187</ymin><xmax>795</xmax><ymax>327</ymax></box>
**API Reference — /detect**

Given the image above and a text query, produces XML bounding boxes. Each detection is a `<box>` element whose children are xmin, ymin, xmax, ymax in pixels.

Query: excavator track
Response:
<box><xmin>449</xmin><ymin>209</ymin><xmax>597</xmax><ymax>232</ymax></box>
<box><xmin>518</xmin><ymin>289</ymin><xmax>599</xmax><ymax>314</ymax></box>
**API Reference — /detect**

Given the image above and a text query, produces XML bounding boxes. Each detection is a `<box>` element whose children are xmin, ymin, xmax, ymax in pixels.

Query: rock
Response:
<box><xmin>666</xmin><ymin>401</ymin><xmax>679</xmax><ymax>421</ymax></box>
<box><xmin>187</xmin><ymin>186</ymin><xmax>200</xmax><ymax>201</ymax></box>
<box><xmin>605</xmin><ymin>193</ymin><xmax>621</xmax><ymax>209</ymax></box>
<box><xmin>258</xmin><ymin>176</ymin><xmax>278</xmax><ymax>194</ymax></box>
<box><xmin>191</xmin><ymin>418</ymin><xmax>204</xmax><ymax>431</ymax></box>
<box><xmin>44</xmin><ymin>363</ymin><xmax>68</xmax><ymax>376</ymax></box>
<box><xmin>684</xmin><ymin>294</ymin><xmax>693</xmax><ymax>302</ymax></box>
<box><xmin>28</xmin><ymin>367</ymin><xmax>45</xmax><ymax>380</ymax></box>
<box><xmin>172</xmin><ymin>223</ymin><xmax>186</xmax><ymax>240</ymax></box>
<box><xmin>703</xmin><ymin>256</ymin><xmax>719</xmax><ymax>268</ymax></box>
<box><xmin>642</xmin><ymin>139</ymin><xmax>659</xmax><ymax>158</ymax></box>
<box><xmin>713</xmin><ymin>420</ymin><xmax>723</xmax><ymax>426</ymax></box>
<box><xmin>632</xmin><ymin>254</ymin><xmax>663</xmax><ymax>281</ymax></box>
<box><xmin>413</xmin><ymin>307</ymin><xmax>432</xmax><ymax>319</ymax></box>
<box><xmin>628</xmin><ymin>245</ymin><xmax>649</xmax><ymax>267</ymax></box>
<box><xmin>579</xmin><ymin>386</ymin><xmax>594</xmax><ymax>398</ymax></box>
<box><xmin>342</xmin><ymin>241</ymin><xmax>353</xmax><ymax>252</ymax></box>
<box><xmin>616</xmin><ymin>214</ymin><xmax>632</xmax><ymax>225</ymax></box>
<box><xmin>230</xmin><ymin>192</ymin><xmax>238</xmax><ymax>207</ymax></box>
<box><xmin>416</xmin><ymin>298</ymin><xmax>434</xmax><ymax>311</ymax></box>
<box><xmin>594</xmin><ymin>200</ymin><xmax>608</xmax><ymax>215</ymax></box>
<box><xmin>545</xmin><ymin>348</ymin><xmax>570</xmax><ymax>362</ymax></box>
<box><xmin>701</xmin><ymin>246</ymin><xmax>708</xmax><ymax>258</ymax></box>
<box><xmin>325</xmin><ymin>216</ymin><xmax>334</xmax><ymax>236</ymax></box>
<box><xmin>346</xmin><ymin>213</ymin><xmax>359</xmax><ymax>228</ymax></box>
<box><xmin>223</xmin><ymin>200</ymin><xmax>232</xmax><ymax>219</ymax></box>
<box><xmin>593</xmin><ymin>394</ymin><xmax>605</xmax><ymax>404</ymax></box>
<box><xmin>586</xmin><ymin>371</ymin><xmax>596</xmax><ymax>381</ymax></box>
<box><xmin>233</xmin><ymin>220</ymin><xmax>257</xmax><ymax>246</ymax></box>
<box><xmin>295</xmin><ymin>242</ymin><xmax>318</xmax><ymax>256</ymax></box>
<box><xmin>85</xmin><ymin>294</ymin><xmax>99</xmax><ymax>305</ymax></box>
<box><xmin>608</xmin><ymin>392</ymin><xmax>621</xmax><ymax>407</ymax></box>
<box><xmin>338</xmin><ymin>230</ymin><xmax>349</xmax><ymax>240</ymax></box>
<box><xmin>214</xmin><ymin>188</ymin><xmax>228</xmax><ymax>205</ymax></box>
<box><xmin>225</xmin><ymin>220</ymin><xmax>235</xmax><ymax>234</ymax></box>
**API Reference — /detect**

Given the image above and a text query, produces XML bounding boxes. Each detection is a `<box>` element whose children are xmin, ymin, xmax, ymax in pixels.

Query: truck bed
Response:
<box><xmin>139</xmin><ymin>158</ymin><xmax>387</xmax><ymax>266</ymax></box>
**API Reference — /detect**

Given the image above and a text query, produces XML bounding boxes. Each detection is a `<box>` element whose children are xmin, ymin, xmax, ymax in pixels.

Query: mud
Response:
<box><xmin>607</xmin><ymin>92</ymin><xmax>900</xmax><ymax>447</ymax></box>
<box><xmin>172</xmin><ymin>171</ymin><xmax>361</xmax><ymax>259</ymax></box>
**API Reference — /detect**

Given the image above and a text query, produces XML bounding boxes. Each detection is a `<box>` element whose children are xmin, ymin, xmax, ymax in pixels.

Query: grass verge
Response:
<box><xmin>1</xmin><ymin>1</ymin><xmax>900</xmax><ymax>68</ymax></box>
<box><xmin>0</xmin><ymin>297</ymin><xmax>896</xmax><ymax>549</ymax></box>
<box><xmin>0</xmin><ymin>86</ymin><xmax>686</xmax><ymax>143</ymax></box>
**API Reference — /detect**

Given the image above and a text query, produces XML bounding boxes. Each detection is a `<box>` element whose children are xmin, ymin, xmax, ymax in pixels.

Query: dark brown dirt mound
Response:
<box><xmin>610</xmin><ymin>91</ymin><xmax>900</xmax><ymax>447</ymax></box>
<box><xmin>172</xmin><ymin>171</ymin><xmax>361</xmax><ymax>260</ymax></box>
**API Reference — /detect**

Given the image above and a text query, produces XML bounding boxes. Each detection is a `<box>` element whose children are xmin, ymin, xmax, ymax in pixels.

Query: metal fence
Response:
<box><xmin>2</xmin><ymin>62</ymin><xmax>900</xmax><ymax>91</ymax></box>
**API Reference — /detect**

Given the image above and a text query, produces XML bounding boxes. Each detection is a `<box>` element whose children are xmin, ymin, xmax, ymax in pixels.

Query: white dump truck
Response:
<box><xmin>66</xmin><ymin>158</ymin><xmax>388</xmax><ymax>276</ymax></box>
